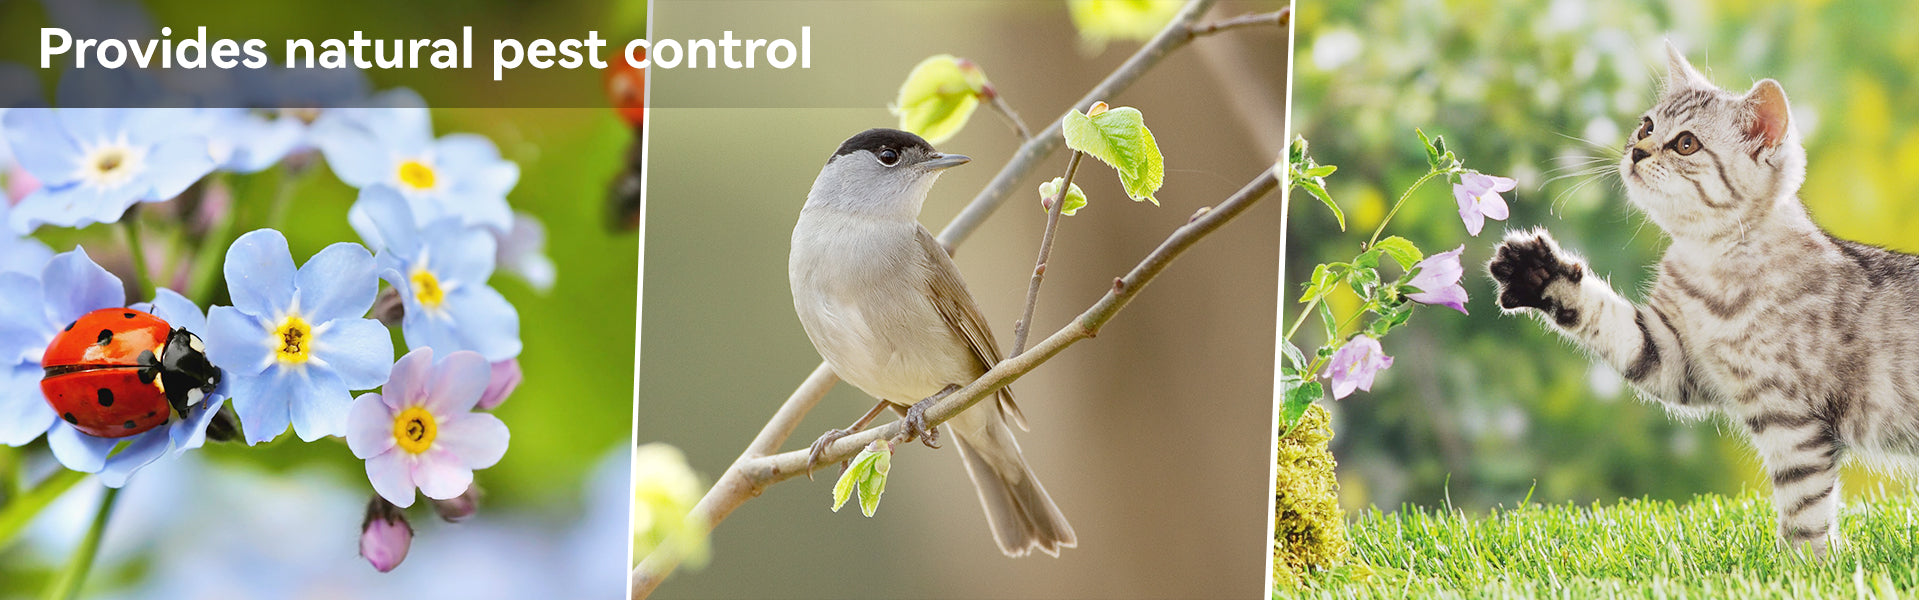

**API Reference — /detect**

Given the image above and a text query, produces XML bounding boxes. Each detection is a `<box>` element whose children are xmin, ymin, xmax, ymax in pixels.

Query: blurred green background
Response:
<box><xmin>0</xmin><ymin>0</ymin><xmax>640</xmax><ymax>595</ymax></box>
<box><xmin>1287</xmin><ymin>0</ymin><xmax>1917</xmax><ymax>517</ymax></box>
<box><xmin>636</xmin><ymin>1</ymin><xmax>1286</xmax><ymax>597</ymax></box>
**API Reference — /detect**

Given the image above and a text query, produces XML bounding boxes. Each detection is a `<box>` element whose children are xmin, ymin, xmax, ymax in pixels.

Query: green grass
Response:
<box><xmin>1281</xmin><ymin>492</ymin><xmax>1918</xmax><ymax>599</ymax></box>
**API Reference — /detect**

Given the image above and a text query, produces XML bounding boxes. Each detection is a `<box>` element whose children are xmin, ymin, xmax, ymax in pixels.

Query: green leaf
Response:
<box><xmin>1301</xmin><ymin>165</ymin><xmax>1337</xmax><ymax>178</ymax></box>
<box><xmin>1299</xmin><ymin>264</ymin><xmax>1338</xmax><ymax>304</ymax></box>
<box><xmin>1280</xmin><ymin>379</ymin><xmax>1323</xmax><ymax>436</ymax></box>
<box><xmin>1062</xmin><ymin>103</ymin><xmax>1165</xmax><ymax>204</ymax></box>
<box><xmin>1038</xmin><ymin>177</ymin><xmax>1090</xmax><ymax>216</ymax></box>
<box><xmin>831</xmin><ymin>442</ymin><xmax>893</xmax><ymax>517</ymax></box>
<box><xmin>889</xmin><ymin>55</ymin><xmax>989</xmax><ymax>145</ymax></box>
<box><xmin>1282</xmin><ymin>341</ymin><xmax>1308</xmax><ymax>370</ymax></box>
<box><xmin>1066</xmin><ymin>0</ymin><xmax>1182</xmax><ymax>50</ymax></box>
<box><xmin>1373</xmin><ymin>236</ymin><xmax>1424</xmax><ymax>270</ymax></box>
<box><xmin>1299</xmin><ymin>179</ymin><xmax>1344</xmax><ymax>231</ymax></box>
<box><xmin>1348</xmin><ymin>267</ymin><xmax>1380</xmax><ymax>297</ymax></box>
<box><xmin>1318</xmin><ymin>301</ymin><xmax>1339</xmax><ymax>342</ymax></box>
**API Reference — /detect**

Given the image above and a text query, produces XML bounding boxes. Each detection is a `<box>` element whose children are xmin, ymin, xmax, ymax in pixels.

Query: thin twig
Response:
<box><xmin>632</xmin><ymin>166</ymin><xmax>1277</xmax><ymax>598</ymax></box>
<box><xmin>1188</xmin><ymin>8</ymin><xmax>1291</xmax><ymax>37</ymax></box>
<box><xmin>1011</xmin><ymin>151</ymin><xmax>1083</xmax><ymax>357</ymax></box>
<box><xmin>983</xmin><ymin>90</ymin><xmax>1033</xmax><ymax>141</ymax></box>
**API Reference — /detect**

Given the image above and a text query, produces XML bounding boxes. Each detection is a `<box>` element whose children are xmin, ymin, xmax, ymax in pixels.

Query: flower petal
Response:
<box><xmin>1478</xmin><ymin>190</ymin><xmax>1510</xmax><ymax>220</ymax></box>
<box><xmin>229</xmin><ymin>368</ymin><xmax>294</xmax><ymax>445</ymax></box>
<box><xmin>347</xmin><ymin>392</ymin><xmax>398</xmax><ymax>459</ymax></box>
<box><xmin>313</xmin><ymin>317</ymin><xmax>395</xmax><ymax>391</ymax></box>
<box><xmin>0</xmin><ymin>273</ymin><xmax>52</xmax><ymax>365</ymax></box>
<box><xmin>350</xmin><ymin>185</ymin><xmax>420</xmax><ymax>258</ymax></box>
<box><xmin>288</xmin><ymin>367</ymin><xmax>351</xmax><ymax>441</ymax></box>
<box><xmin>443</xmin><ymin>285</ymin><xmax>522</xmax><ymax>361</ymax></box>
<box><xmin>40</xmin><ymin>247</ymin><xmax>125</xmax><ymax>324</ymax></box>
<box><xmin>168</xmin><ymin>397</ymin><xmax>223</xmax><ymax>453</ymax></box>
<box><xmin>383</xmin><ymin>347</ymin><xmax>435</xmax><ymax>410</ymax></box>
<box><xmin>46</xmin><ymin>424</ymin><xmax>117</xmax><ymax>473</ymax></box>
<box><xmin>423</xmin><ymin>219</ymin><xmax>497</xmax><ymax>286</ymax></box>
<box><xmin>294</xmin><ymin>242</ymin><xmax>378</xmax><ymax>324</ymax></box>
<box><xmin>411</xmin><ymin>448</ymin><xmax>475</xmax><ymax>500</ymax></box>
<box><xmin>223</xmin><ymin>229</ymin><xmax>296</xmax><ymax>317</ymax></box>
<box><xmin>145</xmin><ymin>288</ymin><xmax>206</xmax><ymax>333</ymax></box>
<box><xmin>0</xmin><ymin>362</ymin><xmax>56</xmax><ymax>446</ymax></box>
<box><xmin>437</xmin><ymin>413</ymin><xmax>509</xmax><ymax>470</ymax></box>
<box><xmin>422</xmin><ymin>350</ymin><xmax>491</xmax><ymax>415</ymax></box>
<box><xmin>2</xmin><ymin>108</ymin><xmax>82</xmax><ymax>185</ymax></box>
<box><xmin>139</xmin><ymin>135</ymin><xmax>215</xmax><ymax>201</ymax></box>
<box><xmin>204</xmin><ymin>305</ymin><xmax>273</xmax><ymax>377</ymax></box>
<box><xmin>97</xmin><ymin>427</ymin><xmax>171</xmax><ymax>488</ymax></box>
<box><xmin>366</xmin><ymin>450</ymin><xmax>418</xmax><ymax>507</ymax></box>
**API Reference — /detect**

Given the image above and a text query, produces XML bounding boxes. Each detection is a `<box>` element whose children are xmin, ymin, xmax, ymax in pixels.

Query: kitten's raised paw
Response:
<box><xmin>1488</xmin><ymin>229</ymin><xmax>1583</xmax><ymax>312</ymax></box>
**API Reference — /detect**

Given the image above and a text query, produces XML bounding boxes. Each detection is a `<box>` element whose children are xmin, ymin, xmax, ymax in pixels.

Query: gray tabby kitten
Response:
<box><xmin>1488</xmin><ymin>43</ymin><xmax>1918</xmax><ymax>557</ymax></box>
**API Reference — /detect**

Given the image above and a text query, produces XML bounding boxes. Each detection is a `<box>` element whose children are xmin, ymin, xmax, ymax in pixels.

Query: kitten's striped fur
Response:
<box><xmin>1489</xmin><ymin>43</ymin><xmax>1918</xmax><ymax>557</ymax></box>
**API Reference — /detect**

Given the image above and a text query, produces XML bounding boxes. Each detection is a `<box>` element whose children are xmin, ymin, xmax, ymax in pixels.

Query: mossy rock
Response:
<box><xmin>1274</xmin><ymin>403</ymin><xmax>1348</xmax><ymax>587</ymax></box>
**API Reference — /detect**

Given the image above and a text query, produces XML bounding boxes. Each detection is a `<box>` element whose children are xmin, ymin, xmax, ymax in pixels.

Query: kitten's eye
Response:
<box><xmin>1637</xmin><ymin>117</ymin><xmax>1654</xmax><ymax>139</ymax></box>
<box><xmin>1669</xmin><ymin>132</ymin><xmax>1702</xmax><ymax>156</ymax></box>
<box><xmin>876</xmin><ymin>148</ymin><xmax>901</xmax><ymax>166</ymax></box>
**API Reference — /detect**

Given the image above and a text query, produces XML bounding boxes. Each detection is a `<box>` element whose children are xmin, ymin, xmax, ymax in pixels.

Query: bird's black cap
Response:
<box><xmin>831</xmin><ymin>128</ymin><xmax>936</xmax><ymax>160</ymax></box>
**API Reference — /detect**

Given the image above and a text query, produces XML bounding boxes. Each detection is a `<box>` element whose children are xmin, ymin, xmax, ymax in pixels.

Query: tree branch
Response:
<box><xmin>1188</xmin><ymin>8</ymin><xmax>1291</xmax><ymax>37</ymax></box>
<box><xmin>632</xmin><ymin>166</ymin><xmax>1277</xmax><ymax>598</ymax></box>
<box><xmin>1011</xmin><ymin>151</ymin><xmax>1084</xmax><ymax>357</ymax></box>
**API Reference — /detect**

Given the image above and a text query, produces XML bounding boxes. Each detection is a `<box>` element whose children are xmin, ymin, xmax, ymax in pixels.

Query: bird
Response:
<box><xmin>788</xmin><ymin>128</ymin><xmax>1076</xmax><ymax>558</ymax></box>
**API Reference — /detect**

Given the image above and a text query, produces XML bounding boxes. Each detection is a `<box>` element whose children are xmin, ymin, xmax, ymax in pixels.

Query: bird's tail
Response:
<box><xmin>946</xmin><ymin>403</ymin><xmax>1075</xmax><ymax>558</ymax></box>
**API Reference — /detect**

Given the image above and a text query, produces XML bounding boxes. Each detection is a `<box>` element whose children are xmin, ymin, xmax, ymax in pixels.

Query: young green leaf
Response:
<box><xmin>1038</xmin><ymin>177</ymin><xmax>1090</xmax><ymax>216</ymax></box>
<box><xmin>1417</xmin><ymin>128</ymin><xmax>1439</xmax><ymax>169</ymax></box>
<box><xmin>830</xmin><ymin>442</ymin><xmax>893</xmax><ymax>517</ymax></box>
<box><xmin>1299</xmin><ymin>263</ymin><xmax>1336</xmax><ymax>303</ymax></box>
<box><xmin>1373</xmin><ymin>236</ymin><xmax>1424</xmax><ymax>270</ymax></box>
<box><xmin>890</xmin><ymin>55</ymin><xmax>990</xmax><ymax>145</ymax></box>
<box><xmin>1282</xmin><ymin>341</ymin><xmax>1308</xmax><ymax>370</ymax></box>
<box><xmin>1280</xmin><ymin>379</ymin><xmax>1323</xmax><ymax>436</ymax></box>
<box><xmin>1062</xmin><ymin>103</ymin><xmax>1165</xmax><ymax>204</ymax></box>
<box><xmin>1299</xmin><ymin>179</ymin><xmax>1344</xmax><ymax>231</ymax></box>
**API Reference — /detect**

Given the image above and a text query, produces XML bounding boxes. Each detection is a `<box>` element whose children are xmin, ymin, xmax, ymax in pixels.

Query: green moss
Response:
<box><xmin>1274</xmin><ymin>404</ymin><xmax>1351</xmax><ymax>587</ymax></box>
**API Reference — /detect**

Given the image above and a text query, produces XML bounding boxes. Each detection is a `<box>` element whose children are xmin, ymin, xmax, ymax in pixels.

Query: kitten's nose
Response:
<box><xmin>1631</xmin><ymin>147</ymin><xmax>1650</xmax><ymax>163</ymax></box>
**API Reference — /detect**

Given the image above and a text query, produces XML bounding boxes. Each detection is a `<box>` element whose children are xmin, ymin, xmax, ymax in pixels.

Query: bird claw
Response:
<box><xmin>806</xmin><ymin>428</ymin><xmax>857</xmax><ymax>480</ymax></box>
<box><xmin>902</xmin><ymin>399</ymin><xmax>941</xmax><ymax>449</ymax></box>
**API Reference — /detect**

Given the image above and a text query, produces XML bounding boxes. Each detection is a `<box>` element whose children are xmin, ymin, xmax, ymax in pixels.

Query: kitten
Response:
<box><xmin>1488</xmin><ymin>43</ymin><xmax>1918</xmax><ymax>557</ymax></box>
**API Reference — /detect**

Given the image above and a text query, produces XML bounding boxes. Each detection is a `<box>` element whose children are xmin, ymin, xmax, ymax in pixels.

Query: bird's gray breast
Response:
<box><xmin>790</xmin><ymin>209</ymin><xmax>977</xmax><ymax>404</ymax></box>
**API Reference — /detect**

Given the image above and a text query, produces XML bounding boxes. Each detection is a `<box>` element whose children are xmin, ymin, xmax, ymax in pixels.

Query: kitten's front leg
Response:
<box><xmin>1488</xmin><ymin>229</ymin><xmax>1701</xmax><ymax>409</ymax></box>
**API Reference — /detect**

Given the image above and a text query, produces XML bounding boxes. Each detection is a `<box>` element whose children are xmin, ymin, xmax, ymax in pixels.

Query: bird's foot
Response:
<box><xmin>899</xmin><ymin>384</ymin><xmax>960</xmax><ymax>449</ymax></box>
<box><xmin>806</xmin><ymin>428</ymin><xmax>858</xmax><ymax>480</ymax></box>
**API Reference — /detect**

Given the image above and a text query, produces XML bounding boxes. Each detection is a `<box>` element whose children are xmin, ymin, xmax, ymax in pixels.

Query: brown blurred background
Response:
<box><xmin>635</xmin><ymin>1</ymin><xmax>1288</xmax><ymax>597</ymax></box>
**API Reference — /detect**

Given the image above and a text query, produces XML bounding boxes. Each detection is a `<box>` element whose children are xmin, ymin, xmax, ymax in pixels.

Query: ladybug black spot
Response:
<box><xmin>123</xmin><ymin>312</ymin><xmax>136</xmax><ymax>319</ymax></box>
<box><xmin>146</xmin><ymin>411</ymin><xmax>157</xmax><ymax>418</ymax></box>
<box><xmin>96</xmin><ymin>329</ymin><xmax>113</xmax><ymax>346</ymax></box>
<box><xmin>123</xmin><ymin>420</ymin><xmax>138</xmax><ymax>430</ymax></box>
<box><xmin>62</xmin><ymin>412</ymin><xmax>77</xmax><ymax>424</ymax></box>
<box><xmin>138</xmin><ymin>369</ymin><xmax>158</xmax><ymax>384</ymax></box>
<box><xmin>96</xmin><ymin>388</ymin><xmax>114</xmax><ymax>407</ymax></box>
<box><xmin>64</xmin><ymin>320</ymin><xmax>75</xmax><ymax>332</ymax></box>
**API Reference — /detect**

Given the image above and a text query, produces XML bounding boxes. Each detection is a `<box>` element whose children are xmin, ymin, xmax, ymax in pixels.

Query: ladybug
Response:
<box><xmin>40</xmin><ymin>308</ymin><xmax>221</xmax><ymax>439</ymax></box>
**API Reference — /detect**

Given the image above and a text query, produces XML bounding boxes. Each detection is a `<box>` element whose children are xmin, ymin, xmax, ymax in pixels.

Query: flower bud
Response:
<box><xmin>477</xmin><ymin>359</ymin><xmax>522</xmax><ymax>411</ymax></box>
<box><xmin>432</xmin><ymin>484</ymin><xmax>482</xmax><ymax>522</ymax></box>
<box><xmin>372</xmin><ymin>287</ymin><xmax>406</xmax><ymax>328</ymax></box>
<box><xmin>360</xmin><ymin>496</ymin><xmax>413</xmax><ymax>573</ymax></box>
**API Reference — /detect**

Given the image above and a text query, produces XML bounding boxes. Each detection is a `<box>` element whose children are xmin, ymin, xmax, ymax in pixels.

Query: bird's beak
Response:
<box><xmin>921</xmin><ymin>153</ymin><xmax>971</xmax><ymax>171</ymax></box>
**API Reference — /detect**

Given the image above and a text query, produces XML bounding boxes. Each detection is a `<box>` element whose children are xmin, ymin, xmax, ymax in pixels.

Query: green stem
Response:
<box><xmin>123</xmin><ymin>220</ymin><xmax>155</xmax><ymax>300</ymax></box>
<box><xmin>1365</xmin><ymin>169</ymin><xmax>1443</xmax><ymax>249</ymax></box>
<box><xmin>263</xmin><ymin>168</ymin><xmax>301</xmax><ymax>232</ymax></box>
<box><xmin>44</xmin><ymin>486</ymin><xmax>118</xmax><ymax>600</ymax></box>
<box><xmin>0</xmin><ymin>470</ymin><xmax>85</xmax><ymax>548</ymax></box>
<box><xmin>1283</xmin><ymin>296</ymin><xmax>1318</xmax><ymax>342</ymax></box>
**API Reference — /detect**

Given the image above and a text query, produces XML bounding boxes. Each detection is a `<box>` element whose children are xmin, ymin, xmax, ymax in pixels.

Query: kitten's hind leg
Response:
<box><xmin>1742</xmin><ymin>403</ymin><xmax>1845</xmax><ymax>559</ymax></box>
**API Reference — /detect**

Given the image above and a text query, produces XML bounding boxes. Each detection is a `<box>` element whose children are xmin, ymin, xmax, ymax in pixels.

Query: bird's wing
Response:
<box><xmin>915</xmin><ymin>226</ymin><xmax>1030</xmax><ymax>431</ymax></box>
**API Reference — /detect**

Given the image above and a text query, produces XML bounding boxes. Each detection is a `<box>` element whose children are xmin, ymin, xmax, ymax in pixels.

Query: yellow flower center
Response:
<box><xmin>410</xmin><ymin>267</ymin><xmax>445</xmax><ymax>309</ymax></box>
<box><xmin>397</xmin><ymin>159</ymin><xmax>437</xmax><ymax>190</ymax></box>
<box><xmin>392</xmin><ymin>406</ymin><xmax>437</xmax><ymax>454</ymax></box>
<box><xmin>274</xmin><ymin>314</ymin><xmax>312</xmax><ymax>364</ymax></box>
<box><xmin>76</xmin><ymin>139</ymin><xmax>145</xmax><ymax>190</ymax></box>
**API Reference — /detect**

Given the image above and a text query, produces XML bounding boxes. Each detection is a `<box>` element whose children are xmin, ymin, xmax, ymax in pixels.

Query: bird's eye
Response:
<box><xmin>1669</xmin><ymin>131</ymin><xmax>1701</xmax><ymax>156</ymax></box>
<box><xmin>876</xmin><ymin>148</ymin><xmax>901</xmax><ymax>166</ymax></box>
<box><xmin>1637</xmin><ymin>117</ymin><xmax>1654</xmax><ymax>140</ymax></box>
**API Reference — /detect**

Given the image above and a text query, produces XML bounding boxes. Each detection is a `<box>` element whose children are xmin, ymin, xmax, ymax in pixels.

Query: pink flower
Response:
<box><xmin>347</xmin><ymin>348</ymin><xmax>510</xmax><ymax>507</ymax></box>
<box><xmin>1406</xmin><ymin>245</ymin><xmax>1468</xmax><ymax>314</ymax></box>
<box><xmin>1327</xmin><ymin>335</ymin><xmax>1393</xmax><ymax>399</ymax></box>
<box><xmin>359</xmin><ymin>496</ymin><xmax>413</xmax><ymax>573</ymax></box>
<box><xmin>1453</xmin><ymin>172</ymin><xmax>1515</xmax><ymax>236</ymax></box>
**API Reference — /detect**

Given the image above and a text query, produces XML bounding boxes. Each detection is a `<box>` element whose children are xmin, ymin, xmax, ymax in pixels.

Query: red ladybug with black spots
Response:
<box><xmin>40</xmin><ymin>308</ymin><xmax>221</xmax><ymax>438</ymax></box>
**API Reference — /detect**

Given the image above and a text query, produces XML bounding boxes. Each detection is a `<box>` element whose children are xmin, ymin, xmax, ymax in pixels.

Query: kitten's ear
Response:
<box><xmin>1664</xmin><ymin>41</ymin><xmax>1709</xmax><ymax>89</ymax></box>
<box><xmin>1744</xmin><ymin>79</ymin><xmax>1793</xmax><ymax>148</ymax></box>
